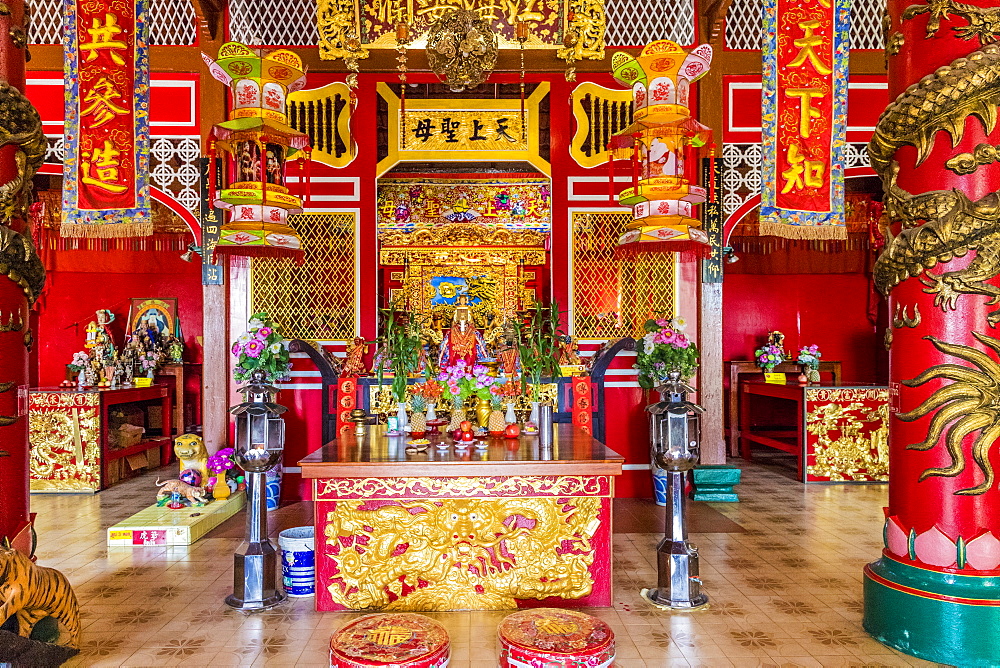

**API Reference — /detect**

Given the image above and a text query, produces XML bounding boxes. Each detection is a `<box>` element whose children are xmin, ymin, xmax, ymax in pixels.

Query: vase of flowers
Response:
<box><xmin>232</xmin><ymin>312</ymin><xmax>292</xmax><ymax>384</ymax></box>
<box><xmin>207</xmin><ymin>447</ymin><xmax>236</xmax><ymax>500</ymax></box>
<box><xmin>438</xmin><ymin>361</ymin><xmax>495</xmax><ymax>430</ymax></box>
<box><xmin>635</xmin><ymin>317</ymin><xmax>700</xmax><ymax>389</ymax></box>
<box><xmin>754</xmin><ymin>342</ymin><xmax>785</xmax><ymax>372</ymax></box>
<box><xmin>797</xmin><ymin>344</ymin><xmax>822</xmax><ymax>384</ymax></box>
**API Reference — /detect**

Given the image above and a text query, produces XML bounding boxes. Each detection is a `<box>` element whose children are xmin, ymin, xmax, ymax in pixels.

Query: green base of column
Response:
<box><xmin>691</xmin><ymin>464</ymin><xmax>741</xmax><ymax>502</ymax></box>
<box><xmin>864</xmin><ymin>556</ymin><xmax>1000</xmax><ymax>667</ymax></box>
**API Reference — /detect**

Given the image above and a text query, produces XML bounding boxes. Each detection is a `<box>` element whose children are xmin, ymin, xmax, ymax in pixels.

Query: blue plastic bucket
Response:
<box><xmin>278</xmin><ymin>526</ymin><xmax>315</xmax><ymax>597</ymax></box>
<box><xmin>265</xmin><ymin>463</ymin><xmax>282</xmax><ymax>511</ymax></box>
<box><xmin>652</xmin><ymin>467</ymin><xmax>668</xmax><ymax>506</ymax></box>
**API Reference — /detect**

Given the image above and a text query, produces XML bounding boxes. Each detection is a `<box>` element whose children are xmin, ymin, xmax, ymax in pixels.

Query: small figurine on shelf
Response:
<box><xmin>557</xmin><ymin>334</ymin><xmax>582</xmax><ymax>366</ymax></box>
<box><xmin>341</xmin><ymin>336</ymin><xmax>368</xmax><ymax>377</ymax></box>
<box><xmin>174</xmin><ymin>434</ymin><xmax>209</xmax><ymax>483</ymax></box>
<box><xmin>155</xmin><ymin>478</ymin><xmax>208</xmax><ymax>506</ymax></box>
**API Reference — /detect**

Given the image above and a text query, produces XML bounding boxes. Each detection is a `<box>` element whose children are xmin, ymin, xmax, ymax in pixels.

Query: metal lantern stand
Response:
<box><xmin>640</xmin><ymin>371</ymin><xmax>709</xmax><ymax>609</ymax></box>
<box><xmin>225</xmin><ymin>370</ymin><xmax>287</xmax><ymax>611</ymax></box>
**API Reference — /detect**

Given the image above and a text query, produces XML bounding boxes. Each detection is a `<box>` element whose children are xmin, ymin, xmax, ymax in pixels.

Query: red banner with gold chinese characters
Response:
<box><xmin>62</xmin><ymin>0</ymin><xmax>151</xmax><ymax>237</ymax></box>
<box><xmin>760</xmin><ymin>0</ymin><xmax>848</xmax><ymax>239</ymax></box>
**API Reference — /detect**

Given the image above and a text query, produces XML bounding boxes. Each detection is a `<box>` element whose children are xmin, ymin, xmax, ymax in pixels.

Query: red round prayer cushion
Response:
<box><xmin>498</xmin><ymin>608</ymin><xmax>616</xmax><ymax>667</ymax></box>
<box><xmin>330</xmin><ymin>613</ymin><xmax>451</xmax><ymax>668</ymax></box>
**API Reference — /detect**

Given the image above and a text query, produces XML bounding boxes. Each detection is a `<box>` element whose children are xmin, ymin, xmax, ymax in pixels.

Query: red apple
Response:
<box><xmin>459</xmin><ymin>420</ymin><xmax>473</xmax><ymax>432</ymax></box>
<box><xmin>461</xmin><ymin>430</ymin><xmax>475</xmax><ymax>442</ymax></box>
<box><xmin>504</xmin><ymin>424</ymin><xmax>520</xmax><ymax>438</ymax></box>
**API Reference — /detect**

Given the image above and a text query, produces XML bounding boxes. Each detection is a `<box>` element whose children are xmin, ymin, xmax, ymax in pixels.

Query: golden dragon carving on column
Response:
<box><xmin>871</xmin><ymin>33</ymin><xmax>1000</xmax><ymax>494</ymax></box>
<box><xmin>871</xmin><ymin>42</ymin><xmax>1000</xmax><ymax>324</ymax></box>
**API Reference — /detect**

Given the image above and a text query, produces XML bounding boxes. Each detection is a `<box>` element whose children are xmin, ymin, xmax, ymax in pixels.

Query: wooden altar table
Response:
<box><xmin>725</xmin><ymin>360</ymin><xmax>843</xmax><ymax>456</ymax></box>
<box><xmin>739</xmin><ymin>380</ymin><xmax>888</xmax><ymax>483</ymax></box>
<box><xmin>300</xmin><ymin>424</ymin><xmax>624</xmax><ymax>612</ymax></box>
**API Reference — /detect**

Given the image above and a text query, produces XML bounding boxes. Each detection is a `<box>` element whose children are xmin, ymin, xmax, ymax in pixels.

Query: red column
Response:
<box><xmin>876</xmin><ymin>0</ymin><xmax>1000</xmax><ymax>566</ymax></box>
<box><xmin>0</xmin><ymin>0</ymin><xmax>43</xmax><ymax>546</ymax></box>
<box><xmin>864</xmin><ymin>1</ymin><xmax>1000</xmax><ymax>663</ymax></box>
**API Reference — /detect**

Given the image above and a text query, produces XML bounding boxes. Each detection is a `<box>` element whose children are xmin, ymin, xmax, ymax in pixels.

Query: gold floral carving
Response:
<box><xmin>323</xmin><ymin>495</ymin><xmax>601</xmax><ymax>609</ymax></box>
<box><xmin>316</xmin><ymin>474</ymin><xmax>610</xmax><ymax>499</ymax></box>
<box><xmin>897</xmin><ymin>332</ymin><xmax>1000</xmax><ymax>495</ymax></box>
<box><xmin>426</xmin><ymin>10</ymin><xmax>498</xmax><ymax>91</ymax></box>
<box><xmin>557</xmin><ymin>0</ymin><xmax>605</xmax><ymax>61</ymax></box>
<box><xmin>806</xmin><ymin>391</ymin><xmax>889</xmax><ymax>482</ymax></box>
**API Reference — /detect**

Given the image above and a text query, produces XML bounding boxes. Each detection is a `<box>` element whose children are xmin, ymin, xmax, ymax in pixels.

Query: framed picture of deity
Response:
<box><xmin>128</xmin><ymin>298</ymin><xmax>180</xmax><ymax>337</ymax></box>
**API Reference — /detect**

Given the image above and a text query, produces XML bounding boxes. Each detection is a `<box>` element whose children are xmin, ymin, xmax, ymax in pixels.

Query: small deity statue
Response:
<box><xmin>85</xmin><ymin>309</ymin><xmax>117</xmax><ymax>381</ymax></box>
<box><xmin>341</xmin><ymin>337</ymin><xmax>369</xmax><ymax>376</ymax></box>
<box><xmin>495</xmin><ymin>320</ymin><xmax>520</xmax><ymax>377</ymax></box>
<box><xmin>438</xmin><ymin>294</ymin><xmax>492</xmax><ymax>368</ymax></box>
<box><xmin>557</xmin><ymin>334</ymin><xmax>582</xmax><ymax>366</ymax></box>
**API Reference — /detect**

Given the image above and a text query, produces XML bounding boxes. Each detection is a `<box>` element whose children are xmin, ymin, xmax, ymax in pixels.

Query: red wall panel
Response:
<box><xmin>722</xmin><ymin>272</ymin><xmax>880</xmax><ymax>384</ymax></box>
<box><xmin>37</xmin><ymin>250</ymin><xmax>204</xmax><ymax>386</ymax></box>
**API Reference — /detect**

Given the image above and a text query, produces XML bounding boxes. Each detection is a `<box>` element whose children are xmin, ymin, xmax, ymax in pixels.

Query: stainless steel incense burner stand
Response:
<box><xmin>225</xmin><ymin>370</ymin><xmax>287</xmax><ymax>610</ymax></box>
<box><xmin>640</xmin><ymin>371</ymin><xmax>708</xmax><ymax>609</ymax></box>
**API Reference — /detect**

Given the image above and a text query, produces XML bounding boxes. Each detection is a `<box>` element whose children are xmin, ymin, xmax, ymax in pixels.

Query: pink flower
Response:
<box><xmin>256</xmin><ymin>326</ymin><xmax>273</xmax><ymax>339</ymax></box>
<box><xmin>244</xmin><ymin>339</ymin><xmax>264</xmax><ymax>358</ymax></box>
<box><xmin>656</xmin><ymin>318</ymin><xmax>670</xmax><ymax>327</ymax></box>
<box><xmin>231</xmin><ymin>342</ymin><xmax>242</xmax><ymax>356</ymax></box>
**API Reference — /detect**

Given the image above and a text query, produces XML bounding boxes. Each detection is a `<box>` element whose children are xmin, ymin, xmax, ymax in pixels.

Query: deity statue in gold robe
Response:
<box><xmin>438</xmin><ymin>294</ymin><xmax>491</xmax><ymax>369</ymax></box>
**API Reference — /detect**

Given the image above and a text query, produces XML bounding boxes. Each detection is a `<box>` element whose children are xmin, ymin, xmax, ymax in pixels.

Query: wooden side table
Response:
<box><xmin>725</xmin><ymin>360</ymin><xmax>842</xmax><ymax>456</ymax></box>
<box><xmin>738</xmin><ymin>380</ymin><xmax>888</xmax><ymax>482</ymax></box>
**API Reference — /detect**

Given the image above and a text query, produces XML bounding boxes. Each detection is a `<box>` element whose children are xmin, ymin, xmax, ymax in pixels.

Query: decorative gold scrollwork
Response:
<box><xmin>426</xmin><ymin>10</ymin><xmax>498</xmax><ymax>91</ymax></box>
<box><xmin>945</xmin><ymin>143</ymin><xmax>1000</xmax><ymax>175</ymax></box>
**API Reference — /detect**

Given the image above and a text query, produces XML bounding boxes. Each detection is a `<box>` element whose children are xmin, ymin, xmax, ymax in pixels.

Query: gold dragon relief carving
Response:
<box><xmin>323</xmin><ymin>495</ymin><xmax>601</xmax><ymax>610</ymax></box>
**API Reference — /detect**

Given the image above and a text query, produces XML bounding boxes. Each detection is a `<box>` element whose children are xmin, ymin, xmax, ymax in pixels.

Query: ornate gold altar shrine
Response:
<box><xmin>300</xmin><ymin>424</ymin><xmax>622</xmax><ymax>611</ymax></box>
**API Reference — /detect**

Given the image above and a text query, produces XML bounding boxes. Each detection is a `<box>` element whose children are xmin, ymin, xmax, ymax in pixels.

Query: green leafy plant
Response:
<box><xmin>231</xmin><ymin>312</ymin><xmax>291</xmax><ymax>383</ymax></box>
<box><xmin>373</xmin><ymin>303</ymin><xmax>423</xmax><ymax>403</ymax></box>
<box><xmin>635</xmin><ymin>317</ymin><xmax>699</xmax><ymax>389</ymax></box>
<box><xmin>515</xmin><ymin>301</ymin><xmax>563</xmax><ymax>402</ymax></box>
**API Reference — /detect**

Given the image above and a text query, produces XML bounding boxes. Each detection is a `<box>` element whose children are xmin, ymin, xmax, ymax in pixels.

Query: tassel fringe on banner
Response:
<box><xmin>613</xmin><ymin>240</ymin><xmax>713</xmax><ymax>260</ymax></box>
<box><xmin>758</xmin><ymin>221</ymin><xmax>848</xmax><ymax>241</ymax></box>
<box><xmin>58</xmin><ymin>222</ymin><xmax>155</xmax><ymax>239</ymax></box>
<box><xmin>213</xmin><ymin>246</ymin><xmax>305</xmax><ymax>266</ymax></box>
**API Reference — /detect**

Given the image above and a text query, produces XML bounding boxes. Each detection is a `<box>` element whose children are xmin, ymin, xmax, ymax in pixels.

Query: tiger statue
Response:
<box><xmin>0</xmin><ymin>545</ymin><xmax>80</xmax><ymax>648</ymax></box>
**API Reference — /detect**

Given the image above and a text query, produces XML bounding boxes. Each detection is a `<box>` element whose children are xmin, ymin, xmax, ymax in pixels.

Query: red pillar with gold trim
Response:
<box><xmin>863</xmin><ymin>1</ymin><xmax>1000</xmax><ymax>663</ymax></box>
<box><xmin>0</xmin><ymin>0</ymin><xmax>45</xmax><ymax>548</ymax></box>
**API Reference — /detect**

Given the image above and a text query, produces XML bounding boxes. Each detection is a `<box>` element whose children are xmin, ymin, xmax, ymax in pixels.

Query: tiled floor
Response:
<box><xmin>28</xmin><ymin>460</ymin><xmax>945</xmax><ymax>667</ymax></box>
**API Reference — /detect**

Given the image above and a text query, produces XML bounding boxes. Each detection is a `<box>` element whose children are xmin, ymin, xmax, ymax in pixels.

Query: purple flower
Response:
<box><xmin>244</xmin><ymin>339</ymin><xmax>264</xmax><ymax>358</ymax></box>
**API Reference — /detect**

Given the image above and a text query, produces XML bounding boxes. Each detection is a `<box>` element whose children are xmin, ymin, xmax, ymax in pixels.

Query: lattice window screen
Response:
<box><xmin>149</xmin><ymin>0</ymin><xmax>197</xmax><ymax>45</ymax></box>
<box><xmin>250</xmin><ymin>212</ymin><xmax>356</xmax><ymax>341</ymax></box>
<box><xmin>851</xmin><ymin>0</ymin><xmax>884</xmax><ymax>50</ymax></box>
<box><xmin>572</xmin><ymin>211</ymin><xmax>675</xmax><ymax>338</ymax></box>
<box><xmin>30</xmin><ymin>0</ymin><xmax>196</xmax><ymax>45</ymax></box>
<box><xmin>229</xmin><ymin>0</ymin><xmax>318</xmax><ymax>46</ymax></box>
<box><xmin>726</xmin><ymin>0</ymin><xmax>886</xmax><ymax>50</ymax></box>
<box><xmin>605</xmin><ymin>0</ymin><xmax>695</xmax><ymax>47</ymax></box>
<box><xmin>29</xmin><ymin>0</ymin><xmax>61</xmax><ymax>44</ymax></box>
<box><xmin>724</xmin><ymin>0</ymin><xmax>761</xmax><ymax>50</ymax></box>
